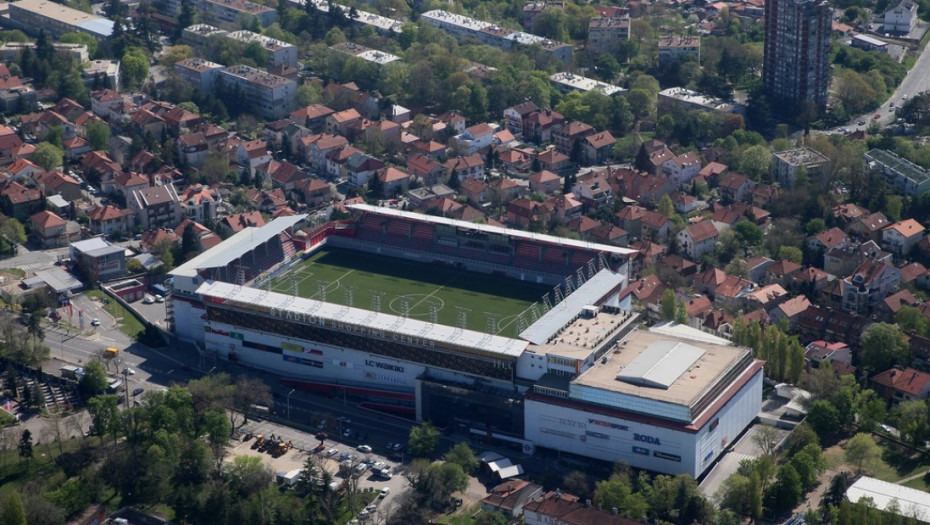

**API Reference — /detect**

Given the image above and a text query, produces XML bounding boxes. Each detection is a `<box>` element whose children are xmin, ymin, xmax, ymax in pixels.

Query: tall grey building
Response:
<box><xmin>762</xmin><ymin>0</ymin><xmax>831</xmax><ymax>118</ymax></box>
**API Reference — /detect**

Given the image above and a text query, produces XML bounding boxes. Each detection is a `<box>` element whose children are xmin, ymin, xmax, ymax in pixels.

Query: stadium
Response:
<box><xmin>169</xmin><ymin>205</ymin><xmax>762</xmax><ymax>477</ymax></box>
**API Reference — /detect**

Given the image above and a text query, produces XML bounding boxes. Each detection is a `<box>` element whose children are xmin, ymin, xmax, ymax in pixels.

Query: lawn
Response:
<box><xmin>268</xmin><ymin>248</ymin><xmax>552</xmax><ymax>336</ymax></box>
<box><xmin>85</xmin><ymin>290</ymin><xmax>145</xmax><ymax>338</ymax></box>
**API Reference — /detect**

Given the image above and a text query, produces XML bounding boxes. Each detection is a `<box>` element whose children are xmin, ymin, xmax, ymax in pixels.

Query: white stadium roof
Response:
<box><xmin>172</xmin><ymin>215</ymin><xmax>306</xmax><ymax>277</ymax></box>
<box><xmin>196</xmin><ymin>280</ymin><xmax>529</xmax><ymax>357</ymax></box>
<box><xmin>519</xmin><ymin>268</ymin><xmax>626</xmax><ymax>345</ymax></box>
<box><xmin>346</xmin><ymin>203</ymin><xmax>637</xmax><ymax>257</ymax></box>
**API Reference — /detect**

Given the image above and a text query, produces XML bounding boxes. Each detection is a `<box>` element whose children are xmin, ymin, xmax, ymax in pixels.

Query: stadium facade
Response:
<box><xmin>169</xmin><ymin>206</ymin><xmax>762</xmax><ymax>477</ymax></box>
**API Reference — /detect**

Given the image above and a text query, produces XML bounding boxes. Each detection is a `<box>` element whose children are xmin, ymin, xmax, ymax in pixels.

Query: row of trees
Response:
<box><xmin>731</xmin><ymin>318</ymin><xmax>805</xmax><ymax>384</ymax></box>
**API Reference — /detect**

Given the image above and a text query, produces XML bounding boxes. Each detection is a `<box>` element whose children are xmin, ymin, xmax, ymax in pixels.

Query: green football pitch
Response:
<box><xmin>266</xmin><ymin>248</ymin><xmax>552</xmax><ymax>336</ymax></box>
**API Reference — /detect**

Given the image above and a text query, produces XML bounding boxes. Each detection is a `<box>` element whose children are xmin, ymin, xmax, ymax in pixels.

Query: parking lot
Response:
<box><xmin>231</xmin><ymin>417</ymin><xmax>409</xmax><ymax>519</ymax></box>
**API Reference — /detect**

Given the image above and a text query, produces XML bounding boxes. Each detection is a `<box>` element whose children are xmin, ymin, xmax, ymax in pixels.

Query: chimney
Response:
<box><xmin>611</xmin><ymin>507</ymin><xmax>618</xmax><ymax>515</ymax></box>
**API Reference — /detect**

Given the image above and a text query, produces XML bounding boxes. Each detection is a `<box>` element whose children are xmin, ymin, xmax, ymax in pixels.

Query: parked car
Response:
<box><xmin>91</xmin><ymin>318</ymin><xmax>100</xmax><ymax>326</ymax></box>
<box><xmin>357</xmin><ymin>444</ymin><xmax>372</xmax><ymax>453</ymax></box>
<box><xmin>143</xmin><ymin>296</ymin><xmax>154</xmax><ymax>304</ymax></box>
<box><xmin>132</xmin><ymin>387</ymin><xmax>145</xmax><ymax>396</ymax></box>
<box><xmin>379</xmin><ymin>488</ymin><xmax>390</xmax><ymax>498</ymax></box>
<box><xmin>155</xmin><ymin>295</ymin><xmax>165</xmax><ymax>303</ymax></box>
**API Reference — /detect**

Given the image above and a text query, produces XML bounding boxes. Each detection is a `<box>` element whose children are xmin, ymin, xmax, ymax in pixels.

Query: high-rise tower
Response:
<box><xmin>762</xmin><ymin>0</ymin><xmax>831</xmax><ymax>118</ymax></box>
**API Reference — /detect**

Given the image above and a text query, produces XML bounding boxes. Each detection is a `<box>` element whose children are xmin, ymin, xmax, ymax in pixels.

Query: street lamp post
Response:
<box><xmin>122</xmin><ymin>368</ymin><xmax>130</xmax><ymax>406</ymax></box>
<box><xmin>287</xmin><ymin>388</ymin><xmax>295</xmax><ymax>420</ymax></box>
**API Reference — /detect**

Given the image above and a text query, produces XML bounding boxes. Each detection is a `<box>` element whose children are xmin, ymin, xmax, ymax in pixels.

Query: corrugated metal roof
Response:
<box><xmin>171</xmin><ymin>215</ymin><xmax>306</xmax><ymax>277</ymax></box>
<box><xmin>195</xmin><ymin>280</ymin><xmax>528</xmax><ymax>357</ymax></box>
<box><xmin>615</xmin><ymin>340</ymin><xmax>705</xmax><ymax>389</ymax></box>
<box><xmin>846</xmin><ymin>477</ymin><xmax>930</xmax><ymax>521</ymax></box>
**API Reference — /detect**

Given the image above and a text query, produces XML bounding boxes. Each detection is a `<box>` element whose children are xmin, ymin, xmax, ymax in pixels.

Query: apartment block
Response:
<box><xmin>218</xmin><ymin>65</ymin><xmax>296</xmax><ymax>120</ymax></box>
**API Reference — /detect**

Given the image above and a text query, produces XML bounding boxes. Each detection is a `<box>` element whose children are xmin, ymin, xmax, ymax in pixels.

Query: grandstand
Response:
<box><xmin>169</xmin><ymin>205</ymin><xmax>633</xmax><ymax>431</ymax></box>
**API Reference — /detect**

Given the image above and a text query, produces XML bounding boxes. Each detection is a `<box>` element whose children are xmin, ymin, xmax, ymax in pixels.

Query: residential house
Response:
<box><xmin>641</xmin><ymin>210</ymin><xmax>671</xmax><ymax>241</ymax></box>
<box><xmin>671</xmin><ymin>191</ymin><xmax>700</xmax><ymax>215</ymax></box>
<box><xmin>481</xmin><ymin>480</ymin><xmax>543</xmax><ymax>519</ymax></box>
<box><xmin>0</xmin><ymin>128</ymin><xmax>25</xmax><ymax>165</ymax></box>
<box><xmin>325</xmin><ymin>145</ymin><xmax>362</xmax><ymax>180</ymax></box>
<box><xmin>772</xmin><ymin>147</ymin><xmax>831</xmax><ymax>188</ymax></box>
<box><xmin>503</xmin><ymin>101</ymin><xmax>539</xmax><ymax>138</ymax></box>
<box><xmin>87</xmin><ymin>204</ymin><xmax>133</xmax><ymax>235</ymax></box>
<box><xmin>545</xmin><ymin>193</ymin><xmax>583</xmax><ymax>224</ymax></box>
<box><xmin>460</xmin><ymin>178</ymin><xmax>490</xmax><ymax>208</ymax></box>
<box><xmin>33</xmin><ymin>170</ymin><xmax>81</xmax><ymax>201</ymax></box>
<box><xmin>839</xmin><ymin>259</ymin><xmax>901</xmax><ymax>314</ymax></box>
<box><xmin>219</xmin><ymin>211</ymin><xmax>265</xmax><ymax>236</ymax></box>
<box><xmin>488</xmin><ymin>177</ymin><xmax>528</xmax><ymax>206</ymax></box>
<box><xmin>848</xmin><ymin>212</ymin><xmax>891</xmax><ymax>242</ymax></box>
<box><xmin>697</xmin><ymin>161</ymin><xmax>728</xmax><ymax>184</ymax></box>
<box><xmin>900</xmin><ymin>261</ymin><xmax>927</xmax><ymax>286</ymax></box>
<box><xmin>553</xmin><ymin>121</ymin><xmax>594</xmax><ymax>156</ymax></box>
<box><xmin>374</xmin><ymin>167</ymin><xmax>410</xmax><ymax>197</ymax></box>
<box><xmin>793</xmin><ymin>266</ymin><xmax>833</xmax><ymax>292</ymax></box>
<box><xmin>677</xmin><ymin>220</ymin><xmax>720</xmax><ymax>261</ymax></box>
<box><xmin>496</xmin><ymin>147</ymin><xmax>533</xmax><ymax>176</ymax></box>
<box><xmin>883</xmin><ymin>0</ymin><xmax>918</xmax><ymax>34</ymax></box>
<box><xmin>102</xmin><ymin>171</ymin><xmax>149</xmax><ymax>200</ymax></box>
<box><xmin>750</xmin><ymin>183</ymin><xmax>780</xmax><ymax>208</ymax></box>
<box><xmin>875</xmin><ymin>289</ymin><xmax>920</xmax><ymax>321</ymax></box>
<box><xmin>507</xmin><ymin>198</ymin><xmax>545</xmax><ymax>228</ymax></box>
<box><xmin>127</xmin><ymin>184</ymin><xmax>182</xmax><ymax>230</ymax></box>
<box><xmin>833</xmin><ymin>203</ymin><xmax>869</xmax><ymax>224</ymax></box>
<box><xmin>407</xmin><ymin>153</ymin><xmax>446</xmax><ymax>185</ymax></box>
<box><xmin>768</xmin><ymin>295</ymin><xmax>811</xmax><ymax>328</ymax></box>
<box><xmin>663</xmin><ymin>151</ymin><xmax>702</xmax><ymax>187</ymax></box>
<box><xmin>293</xmin><ymin>177</ymin><xmax>332</xmax><ymax>208</ymax></box>
<box><xmin>30</xmin><ymin>210</ymin><xmax>76</xmax><ymax>248</ymax></box>
<box><xmin>261</xmin><ymin>160</ymin><xmax>307</xmax><ymax>191</ymax></box>
<box><xmin>237</xmin><ymin>139</ymin><xmax>273</xmax><ymax>176</ymax></box>
<box><xmin>763</xmin><ymin>259</ymin><xmax>802</xmax><ymax>285</ymax></box>
<box><xmin>882</xmin><ymin>218</ymin><xmax>925</xmax><ymax>256</ymax></box>
<box><xmin>343</xmin><ymin>152</ymin><xmax>383</xmax><ymax>186</ymax></box>
<box><xmin>447</xmin><ymin>154</ymin><xmax>486</xmax><ymax>182</ymax></box>
<box><xmin>871</xmin><ymin>367</ymin><xmax>930</xmax><ymax>402</ymax></box>
<box><xmin>805</xmin><ymin>340</ymin><xmax>852</xmax><ymax>368</ymax></box>
<box><xmin>523</xmin><ymin>108</ymin><xmax>565</xmax><ymax>144</ymax></box>
<box><xmin>0</xmin><ymin>181</ymin><xmax>42</xmax><ymax>221</ymax></box>
<box><xmin>6</xmin><ymin>158</ymin><xmax>44</xmax><ymax>182</ymax></box>
<box><xmin>529</xmin><ymin>170</ymin><xmax>561</xmax><ymax>195</ymax></box>
<box><xmin>407</xmin><ymin>184</ymin><xmax>456</xmax><ymax>210</ymax></box>
<box><xmin>571</xmin><ymin>172</ymin><xmax>612</xmax><ymax>209</ymax></box>
<box><xmin>177</xmin><ymin>132</ymin><xmax>211</xmax><ymax>167</ymax></box>
<box><xmin>523</xmin><ymin>491</ymin><xmax>641</xmax><ymax>525</ymax></box>
<box><xmin>798</xmin><ymin>306</ymin><xmax>871</xmax><ymax>351</ymax></box>
<box><xmin>808</xmin><ymin>227</ymin><xmax>849</xmax><ymax>254</ymax></box>
<box><xmin>536</xmin><ymin>148</ymin><xmax>570</xmax><ymax>174</ymax></box>
<box><xmin>823</xmin><ymin>240</ymin><xmax>891</xmax><ymax>277</ymax></box>
<box><xmin>719</xmin><ymin>172</ymin><xmax>754</xmax><ymax>203</ymax></box>
<box><xmin>62</xmin><ymin>136</ymin><xmax>91</xmax><ymax>160</ymax></box>
<box><xmin>582</xmin><ymin>131</ymin><xmax>615</xmax><ymax>165</ymax></box>
<box><xmin>590</xmin><ymin>222</ymin><xmax>629</xmax><ymax>246</ymax></box>
<box><xmin>180</xmin><ymin>184</ymin><xmax>220</xmax><ymax>223</ymax></box>
<box><xmin>290</xmin><ymin>103</ymin><xmax>334</xmax><ymax>133</ymax></box>
<box><xmin>300</xmin><ymin>134</ymin><xmax>348</xmax><ymax>174</ymax></box>
<box><xmin>453</xmin><ymin>123</ymin><xmax>499</xmax><ymax>155</ymax></box>
<box><xmin>746</xmin><ymin>256</ymin><xmax>774</xmax><ymax>284</ymax></box>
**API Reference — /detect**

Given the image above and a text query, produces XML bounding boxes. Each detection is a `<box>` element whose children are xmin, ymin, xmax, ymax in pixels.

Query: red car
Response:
<box><xmin>874</xmin><ymin>113</ymin><xmax>881</xmax><ymax>119</ymax></box>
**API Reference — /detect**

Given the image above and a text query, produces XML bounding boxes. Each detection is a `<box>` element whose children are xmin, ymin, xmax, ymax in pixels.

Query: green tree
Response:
<box><xmin>844</xmin><ymin>433</ymin><xmax>882</xmax><ymax>474</ymax></box>
<box><xmin>593</xmin><ymin>475</ymin><xmax>648</xmax><ymax>518</ymax></box>
<box><xmin>777</xmin><ymin>245</ymin><xmax>803</xmax><ymax>264</ymax></box>
<box><xmin>86</xmin><ymin>120</ymin><xmax>111</xmax><ymax>151</ymax></box>
<box><xmin>768</xmin><ymin>464</ymin><xmax>803</xmax><ymax>510</ymax></box>
<box><xmin>33</xmin><ymin>142</ymin><xmax>63</xmax><ymax>170</ymax></box>
<box><xmin>121</xmin><ymin>47</ymin><xmax>150</xmax><ymax>89</ymax></box>
<box><xmin>408</xmin><ymin>421</ymin><xmax>440</xmax><ymax>458</ymax></box>
<box><xmin>17</xmin><ymin>430</ymin><xmax>31</xmax><ymax>460</ymax></box>
<box><xmin>657</xmin><ymin>194</ymin><xmax>676</xmax><ymax>218</ymax></box>
<box><xmin>159</xmin><ymin>45</ymin><xmax>193</xmax><ymax>68</ymax></box>
<box><xmin>626</xmin><ymin>89</ymin><xmax>654</xmax><ymax>120</ymax></box>
<box><xmin>806</xmin><ymin>399</ymin><xmax>841</xmax><ymax>440</ymax></box>
<box><xmin>474</xmin><ymin>510</ymin><xmax>508</xmax><ymax>525</ymax></box>
<box><xmin>739</xmin><ymin>145</ymin><xmax>771</xmax><ymax>180</ymax></box>
<box><xmin>87</xmin><ymin>394</ymin><xmax>120</xmax><ymax>440</ymax></box>
<box><xmin>444</xmin><ymin>442</ymin><xmax>478</xmax><ymax>475</ymax></box>
<box><xmin>660</xmin><ymin>289</ymin><xmax>677</xmax><ymax>321</ymax></box>
<box><xmin>79</xmin><ymin>360</ymin><xmax>108</xmax><ymax>397</ymax></box>
<box><xmin>0</xmin><ymin>492</ymin><xmax>26</xmax><ymax>525</ymax></box>
<box><xmin>674</xmin><ymin>300</ymin><xmax>688</xmax><ymax>324</ymax></box>
<box><xmin>860</xmin><ymin>323</ymin><xmax>910</xmax><ymax>374</ymax></box>
<box><xmin>735</xmin><ymin>221</ymin><xmax>763</xmax><ymax>246</ymax></box>
<box><xmin>0</xmin><ymin>217</ymin><xmax>26</xmax><ymax>245</ymax></box>
<box><xmin>892</xmin><ymin>400</ymin><xmax>930</xmax><ymax>445</ymax></box>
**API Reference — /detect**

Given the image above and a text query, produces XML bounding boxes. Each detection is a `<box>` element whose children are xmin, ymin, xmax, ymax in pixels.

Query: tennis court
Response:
<box><xmin>267</xmin><ymin>248</ymin><xmax>551</xmax><ymax>336</ymax></box>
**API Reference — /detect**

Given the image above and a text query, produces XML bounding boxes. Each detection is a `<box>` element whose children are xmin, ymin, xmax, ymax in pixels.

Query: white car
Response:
<box><xmin>155</xmin><ymin>295</ymin><xmax>165</xmax><ymax>303</ymax></box>
<box><xmin>123</xmin><ymin>368</ymin><xmax>136</xmax><ymax>375</ymax></box>
<box><xmin>90</xmin><ymin>318</ymin><xmax>100</xmax><ymax>326</ymax></box>
<box><xmin>357</xmin><ymin>444</ymin><xmax>372</xmax><ymax>453</ymax></box>
<box><xmin>379</xmin><ymin>488</ymin><xmax>390</xmax><ymax>498</ymax></box>
<box><xmin>143</xmin><ymin>296</ymin><xmax>155</xmax><ymax>304</ymax></box>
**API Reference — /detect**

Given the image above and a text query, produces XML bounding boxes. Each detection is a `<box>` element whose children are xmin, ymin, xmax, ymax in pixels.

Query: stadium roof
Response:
<box><xmin>172</xmin><ymin>215</ymin><xmax>306</xmax><ymax>278</ymax></box>
<box><xmin>846</xmin><ymin>477</ymin><xmax>930</xmax><ymax>521</ymax></box>
<box><xmin>346</xmin><ymin>203</ymin><xmax>637</xmax><ymax>257</ymax></box>
<box><xmin>195</xmin><ymin>280</ymin><xmax>529</xmax><ymax>358</ymax></box>
<box><xmin>520</xmin><ymin>269</ymin><xmax>626</xmax><ymax>345</ymax></box>
<box><xmin>615</xmin><ymin>340</ymin><xmax>706</xmax><ymax>389</ymax></box>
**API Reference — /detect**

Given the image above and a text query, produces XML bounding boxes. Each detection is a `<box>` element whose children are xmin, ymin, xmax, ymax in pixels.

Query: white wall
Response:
<box><xmin>524</xmin><ymin>367</ymin><xmax>762</xmax><ymax>478</ymax></box>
